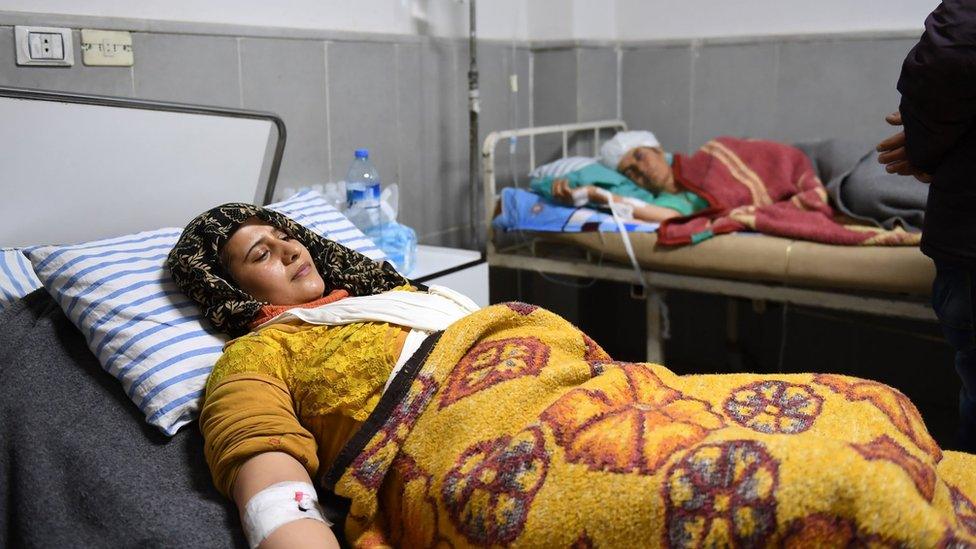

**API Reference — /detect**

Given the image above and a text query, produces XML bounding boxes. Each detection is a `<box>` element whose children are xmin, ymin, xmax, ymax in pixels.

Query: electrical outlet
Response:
<box><xmin>28</xmin><ymin>32</ymin><xmax>64</xmax><ymax>60</ymax></box>
<box><xmin>15</xmin><ymin>26</ymin><xmax>74</xmax><ymax>67</ymax></box>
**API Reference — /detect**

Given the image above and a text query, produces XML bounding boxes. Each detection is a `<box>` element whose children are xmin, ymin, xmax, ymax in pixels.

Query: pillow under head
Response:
<box><xmin>528</xmin><ymin>156</ymin><xmax>598</xmax><ymax>180</ymax></box>
<box><xmin>26</xmin><ymin>190</ymin><xmax>381</xmax><ymax>435</ymax></box>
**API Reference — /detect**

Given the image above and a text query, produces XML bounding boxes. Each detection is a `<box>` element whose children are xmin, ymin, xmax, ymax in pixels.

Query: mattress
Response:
<box><xmin>0</xmin><ymin>289</ymin><xmax>244</xmax><ymax>548</ymax></box>
<box><xmin>533</xmin><ymin>232</ymin><xmax>934</xmax><ymax>296</ymax></box>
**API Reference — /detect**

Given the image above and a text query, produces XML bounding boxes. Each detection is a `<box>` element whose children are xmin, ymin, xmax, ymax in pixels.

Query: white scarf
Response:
<box><xmin>253</xmin><ymin>285</ymin><xmax>480</xmax><ymax>390</ymax></box>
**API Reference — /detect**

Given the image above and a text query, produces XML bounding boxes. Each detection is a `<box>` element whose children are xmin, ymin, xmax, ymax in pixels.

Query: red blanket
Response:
<box><xmin>657</xmin><ymin>137</ymin><xmax>920</xmax><ymax>246</ymax></box>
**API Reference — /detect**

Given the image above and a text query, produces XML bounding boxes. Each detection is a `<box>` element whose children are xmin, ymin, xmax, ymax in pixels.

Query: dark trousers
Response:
<box><xmin>932</xmin><ymin>260</ymin><xmax>976</xmax><ymax>452</ymax></box>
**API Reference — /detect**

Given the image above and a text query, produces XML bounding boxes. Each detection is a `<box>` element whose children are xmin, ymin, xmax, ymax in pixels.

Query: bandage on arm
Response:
<box><xmin>234</xmin><ymin>452</ymin><xmax>339</xmax><ymax>549</ymax></box>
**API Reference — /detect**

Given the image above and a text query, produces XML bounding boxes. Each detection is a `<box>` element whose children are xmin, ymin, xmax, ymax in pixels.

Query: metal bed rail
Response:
<box><xmin>481</xmin><ymin>119</ymin><xmax>628</xmax><ymax>256</ymax></box>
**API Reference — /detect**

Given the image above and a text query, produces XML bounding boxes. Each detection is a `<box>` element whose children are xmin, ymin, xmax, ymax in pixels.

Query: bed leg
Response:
<box><xmin>646</xmin><ymin>290</ymin><xmax>664</xmax><ymax>364</ymax></box>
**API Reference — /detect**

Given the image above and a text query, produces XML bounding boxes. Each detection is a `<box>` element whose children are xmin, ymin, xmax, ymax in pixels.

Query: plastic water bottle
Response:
<box><xmin>345</xmin><ymin>149</ymin><xmax>381</xmax><ymax>214</ymax></box>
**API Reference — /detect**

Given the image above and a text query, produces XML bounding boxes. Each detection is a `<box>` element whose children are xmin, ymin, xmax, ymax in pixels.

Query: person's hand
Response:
<box><xmin>550</xmin><ymin>179</ymin><xmax>573</xmax><ymax>204</ymax></box>
<box><xmin>586</xmin><ymin>186</ymin><xmax>609</xmax><ymax>204</ymax></box>
<box><xmin>876</xmin><ymin>111</ymin><xmax>933</xmax><ymax>183</ymax></box>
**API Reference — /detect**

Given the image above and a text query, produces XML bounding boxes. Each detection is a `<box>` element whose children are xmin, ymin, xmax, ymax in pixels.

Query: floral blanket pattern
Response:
<box><xmin>330</xmin><ymin>303</ymin><xmax>976</xmax><ymax>547</ymax></box>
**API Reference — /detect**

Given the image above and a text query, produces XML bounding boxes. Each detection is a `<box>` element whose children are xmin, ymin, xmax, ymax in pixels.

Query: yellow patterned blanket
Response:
<box><xmin>324</xmin><ymin>303</ymin><xmax>976</xmax><ymax>547</ymax></box>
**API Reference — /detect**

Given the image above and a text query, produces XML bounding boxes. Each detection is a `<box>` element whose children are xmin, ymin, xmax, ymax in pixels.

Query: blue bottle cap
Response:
<box><xmin>354</xmin><ymin>148</ymin><xmax>369</xmax><ymax>159</ymax></box>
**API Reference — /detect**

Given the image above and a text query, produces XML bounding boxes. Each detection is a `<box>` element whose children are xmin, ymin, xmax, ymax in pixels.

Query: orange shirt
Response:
<box><xmin>200</xmin><ymin>320</ymin><xmax>408</xmax><ymax>497</ymax></box>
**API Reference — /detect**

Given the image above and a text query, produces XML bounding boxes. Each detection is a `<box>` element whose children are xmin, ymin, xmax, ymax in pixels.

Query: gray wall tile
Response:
<box><xmin>577</xmin><ymin>47</ymin><xmax>617</xmax><ymax>122</ymax></box>
<box><xmin>690</xmin><ymin>43</ymin><xmax>778</xmax><ymax>150</ymax></box>
<box><xmin>239</xmin><ymin>37</ymin><xmax>329</xmax><ymax>189</ymax></box>
<box><xmin>394</xmin><ymin>41</ymin><xmax>469</xmax><ymax>246</ymax></box>
<box><xmin>533</xmin><ymin>48</ymin><xmax>578</xmax><ymax>163</ymax></box>
<box><xmin>772</xmin><ymin>39</ymin><xmax>915</xmax><ymax>149</ymax></box>
<box><xmin>411</xmin><ymin>40</ymin><xmax>462</xmax><ymax>242</ymax></box>
<box><xmin>328</xmin><ymin>41</ymin><xmax>398</xmax><ymax>191</ymax></box>
<box><xmin>574</xmin><ymin>47</ymin><xmax>618</xmax><ymax>157</ymax></box>
<box><xmin>426</xmin><ymin>40</ymin><xmax>464</xmax><ymax>237</ymax></box>
<box><xmin>0</xmin><ymin>27</ymin><xmax>132</xmax><ymax>96</ymax></box>
<box><xmin>532</xmin><ymin>48</ymin><xmax>577</xmax><ymax>126</ymax></box>
<box><xmin>621</xmin><ymin>45</ymin><xmax>692</xmax><ymax>155</ymax></box>
<box><xmin>131</xmin><ymin>33</ymin><xmax>240</xmax><ymax>107</ymax></box>
<box><xmin>394</xmin><ymin>43</ymin><xmax>425</xmax><ymax>235</ymax></box>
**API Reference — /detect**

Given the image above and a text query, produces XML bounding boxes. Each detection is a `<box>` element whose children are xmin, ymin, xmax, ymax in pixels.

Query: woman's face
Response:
<box><xmin>220</xmin><ymin>217</ymin><xmax>326</xmax><ymax>305</ymax></box>
<box><xmin>618</xmin><ymin>146</ymin><xmax>677</xmax><ymax>194</ymax></box>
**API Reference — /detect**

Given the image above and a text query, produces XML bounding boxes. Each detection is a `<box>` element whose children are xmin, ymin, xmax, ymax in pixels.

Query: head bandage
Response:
<box><xmin>242</xmin><ymin>481</ymin><xmax>331</xmax><ymax>549</ymax></box>
<box><xmin>599</xmin><ymin>131</ymin><xmax>661</xmax><ymax>169</ymax></box>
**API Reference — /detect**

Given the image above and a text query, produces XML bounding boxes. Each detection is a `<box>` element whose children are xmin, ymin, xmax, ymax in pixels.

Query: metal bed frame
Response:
<box><xmin>482</xmin><ymin>119</ymin><xmax>936</xmax><ymax>363</ymax></box>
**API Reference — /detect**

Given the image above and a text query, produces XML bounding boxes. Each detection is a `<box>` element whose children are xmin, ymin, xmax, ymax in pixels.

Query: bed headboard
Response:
<box><xmin>481</xmin><ymin>119</ymin><xmax>627</xmax><ymax>252</ymax></box>
<box><xmin>0</xmin><ymin>86</ymin><xmax>285</xmax><ymax>247</ymax></box>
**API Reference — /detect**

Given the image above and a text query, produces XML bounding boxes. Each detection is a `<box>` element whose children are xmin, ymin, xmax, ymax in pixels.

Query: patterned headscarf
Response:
<box><xmin>166</xmin><ymin>202</ymin><xmax>408</xmax><ymax>335</ymax></box>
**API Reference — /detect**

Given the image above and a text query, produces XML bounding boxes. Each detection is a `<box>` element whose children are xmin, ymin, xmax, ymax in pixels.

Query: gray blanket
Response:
<box><xmin>0</xmin><ymin>289</ymin><xmax>244</xmax><ymax>548</ymax></box>
<box><xmin>796</xmin><ymin>139</ymin><xmax>929</xmax><ymax>233</ymax></box>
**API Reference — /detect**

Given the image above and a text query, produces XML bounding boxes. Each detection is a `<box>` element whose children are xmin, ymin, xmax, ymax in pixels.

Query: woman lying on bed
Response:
<box><xmin>530</xmin><ymin>131</ymin><xmax>709</xmax><ymax>222</ymax></box>
<box><xmin>168</xmin><ymin>203</ymin><xmax>976</xmax><ymax>549</ymax></box>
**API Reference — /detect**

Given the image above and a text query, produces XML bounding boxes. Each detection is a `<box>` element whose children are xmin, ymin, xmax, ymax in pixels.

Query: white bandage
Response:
<box><xmin>571</xmin><ymin>187</ymin><xmax>590</xmax><ymax>207</ymax></box>
<box><xmin>242</xmin><ymin>481</ymin><xmax>330</xmax><ymax>549</ymax></box>
<box><xmin>599</xmin><ymin>130</ymin><xmax>661</xmax><ymax>169</ymax></box>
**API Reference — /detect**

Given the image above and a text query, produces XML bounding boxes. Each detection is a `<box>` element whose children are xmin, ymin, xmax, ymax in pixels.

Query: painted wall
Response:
<box><xmin>0</xmin><ymin>0</ymin><xmax>529</xmax><ymax>40</ymax></box>
<box><xmin>0</xmin><ymin>0</ymin><xmax>935</xmax><ymax>41</ymax></box>
<box><xmin>615</xmin><ymin>0</ymin><xmax>935</xmax><ymax>41</ymax></box>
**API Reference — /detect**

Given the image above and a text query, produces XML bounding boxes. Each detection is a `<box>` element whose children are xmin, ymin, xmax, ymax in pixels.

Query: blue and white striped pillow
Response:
<box><xmin>26</xmin><ymin>191</ymin><xmax>381</xmax><ymax>435</ymax></box>
<box><xmin>528</xmin><ymin>156</ymin><xmax>598</xmax><ymax>179</ymax></box>
<box><xmin>0</xmin><ymin>248</ymin><xmax>42</xmax><ymax>312</ymax></box>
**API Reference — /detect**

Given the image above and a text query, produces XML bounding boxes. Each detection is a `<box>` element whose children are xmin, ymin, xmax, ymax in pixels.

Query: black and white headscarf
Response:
<box><xmin>166</xmin><ymin>203</ymin><xmax>408</xmax><ymax>335</ymax></box>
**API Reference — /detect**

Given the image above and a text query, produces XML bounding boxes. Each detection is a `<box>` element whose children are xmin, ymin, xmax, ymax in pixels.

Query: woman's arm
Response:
<box><xmin>631</xmin><ymin>203</ymin><xmax>681</xmax><ymax>223</ymax></box>
<box><xmin>233</xmin><ymin>452</ymin><xmax>340</xmax><ymax>549</ymax></box>
<box><xmin>583</xmin><ymin>187</ymin><xmax>681</xmax><ymax>222</ymax></box>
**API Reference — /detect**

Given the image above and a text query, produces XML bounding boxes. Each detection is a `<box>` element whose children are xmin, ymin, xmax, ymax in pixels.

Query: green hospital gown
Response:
<box><xmin>529</xmin><ymin>163</ymin><xmax>709</xmax><ymax>217</ymax></box>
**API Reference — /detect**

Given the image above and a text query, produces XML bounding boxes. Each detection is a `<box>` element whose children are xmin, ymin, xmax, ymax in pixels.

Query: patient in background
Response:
<box><xmin>529</xmin><ymin>131</ymin><xmax>709</xmax><ymax>222</ymax></box>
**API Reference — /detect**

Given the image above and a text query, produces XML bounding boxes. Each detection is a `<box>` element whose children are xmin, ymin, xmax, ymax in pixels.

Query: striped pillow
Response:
<box><xmin>0</xmin><ymin>248</ymin><xmax>42</xmax><ymax>312</ymax></box>
<box><xmin>26</xmin><ymin>191</ymin><xmax>381</xmax><ymax>435</ymax></box>
<box><xmin>528</xmin><ymin>156</ymin><xmax>598</xmax><ymax>179</ymax></box>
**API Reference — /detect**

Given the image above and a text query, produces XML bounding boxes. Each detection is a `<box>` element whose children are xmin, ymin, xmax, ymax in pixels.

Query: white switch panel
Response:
<box><xmin>15</xmin><ymin>26</ymin><xmax>74</xmax><ymax>67</ymax></box>
<box><xmin>28</xmin><ymin>32</ymin><xmax>64</xmax><ymax>59</ymax></box>
<box><xmin>80</xmin><ymin>29</ymin><xmax>134</xmax><ymax>67</ymax></box>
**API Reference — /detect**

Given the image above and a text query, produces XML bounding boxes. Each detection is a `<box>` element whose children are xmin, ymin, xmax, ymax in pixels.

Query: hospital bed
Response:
<box><xmin>483</xmin><ymin>120</ymin><xmax>936</xmax><ymax>363</ymax></box>
<box><xmin>0</xmin><ymin>86</ymin><xmax>302</xmax><ymax>547</ymax></box>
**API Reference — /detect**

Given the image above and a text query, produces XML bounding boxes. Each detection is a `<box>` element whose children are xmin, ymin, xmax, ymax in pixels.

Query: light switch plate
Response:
<box><xmin>15</xmin><ymin>26</ymin><xmax>74</xmax><ymax>67</ymax></box>
<box><xmin>80</xmin><ymin>29</ymin><xmax>134</xmax><ymax>67</ymax></box>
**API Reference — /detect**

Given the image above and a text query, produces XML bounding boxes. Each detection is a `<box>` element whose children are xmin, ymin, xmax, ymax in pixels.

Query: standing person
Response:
<box><xmin>878</xmin><ymin>0</ymin><xmax>976</xmax><ymax>451</ymax></box>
